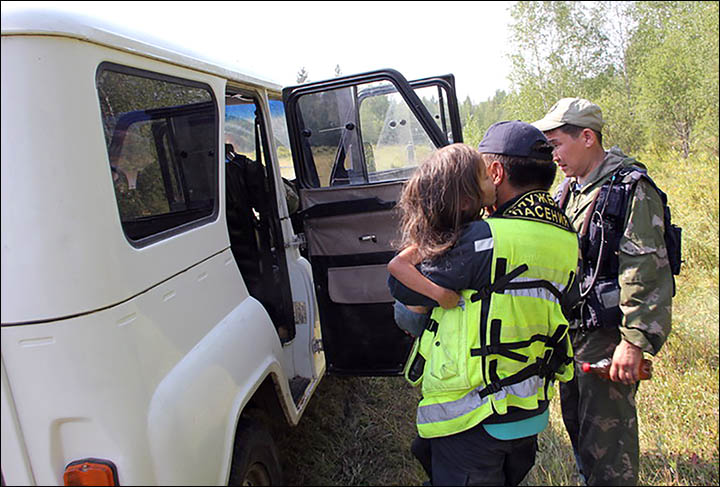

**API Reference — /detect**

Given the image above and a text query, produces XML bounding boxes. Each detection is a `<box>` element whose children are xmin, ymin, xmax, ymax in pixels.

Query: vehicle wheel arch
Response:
<box><xmin>227</xmin><ymin>373</ymin><xmax>291</xmax><ymax>486</ymax></box>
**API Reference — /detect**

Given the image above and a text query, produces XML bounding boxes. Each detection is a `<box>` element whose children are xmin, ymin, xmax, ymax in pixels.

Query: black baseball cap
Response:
<box><xmin>477</xmin><ymin>120</ymin><xmax>554</xmax><ymax>160</ymax></box>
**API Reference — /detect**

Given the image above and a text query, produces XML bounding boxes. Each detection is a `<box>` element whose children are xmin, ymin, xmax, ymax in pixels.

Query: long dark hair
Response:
<box><xmin>397</xmin><ymin>143</ymin><xmax>489</xmax><ymax>261</ymax></box>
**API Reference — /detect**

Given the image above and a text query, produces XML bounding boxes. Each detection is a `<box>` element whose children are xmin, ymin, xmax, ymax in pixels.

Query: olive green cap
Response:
<box><xmin>532</xmin><ymin>97</ymin><xmax>605</xmax><ymax>133</ymax></box>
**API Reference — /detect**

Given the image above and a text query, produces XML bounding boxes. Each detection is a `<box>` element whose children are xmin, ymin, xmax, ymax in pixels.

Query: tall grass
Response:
<box><xmin>275</xmin><ymin>149</ymin><xmax>718</xmax><ymax>486</ymax></box>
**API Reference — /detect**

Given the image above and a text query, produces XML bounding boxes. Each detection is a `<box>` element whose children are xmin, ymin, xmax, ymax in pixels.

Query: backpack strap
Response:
<box><xmin>555</xmin><ymin>178</ymin><xmax>573</xmax><ymax>209</ymax></box>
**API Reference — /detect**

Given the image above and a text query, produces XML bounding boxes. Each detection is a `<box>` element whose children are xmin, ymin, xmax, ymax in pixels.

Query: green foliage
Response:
<box><xmin>495</xmin><ymin>0</ymin><xmax>719</xmax><ymax>159</ymax></box>
<box><xmin>461</xmin><ymin>90</ymin><xmax>509</xmax><ymax>148</ymax></box>
<box><xmin>97</xmin><ymin>69</ymin><xmax>210</xmax><ymax>143</ymax></box>
<box><xmin>505</xmin><ymin>1</ymin><xmax>614</xmax><ymax>120</ymax></box>
<box><xmin>594</xmin><ymin>79</ymin><xmax>648</xmax><ymax>154</ymax></box>
<box><xmin>360</xmin><ymin>91</ymin><xmax>392</xmax><ymax>142</ymax></box>
<box><xmin>639</xmin><ymin>147</ymin><xmax>719</xmax><ymax>271</ymax></box>
<box><xmin>135</xmin><ymin>159</ymin><xmax>170</xmax><ymax>214</ymax></box>
<box><xmin>631</xmin><ymin>1</ymin><xmax>719</xmax><ymax>157</ymax></box>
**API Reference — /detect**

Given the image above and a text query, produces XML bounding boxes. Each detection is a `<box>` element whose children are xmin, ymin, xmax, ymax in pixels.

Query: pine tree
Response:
<box><xmin>296</xmin><ymin>67</ymin><xmax>309</xmax><ymax>84</ymax></box>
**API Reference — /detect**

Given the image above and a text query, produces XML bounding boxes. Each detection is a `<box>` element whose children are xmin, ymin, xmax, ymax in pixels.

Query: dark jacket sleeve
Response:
<box><xmin>420</xmin><ymin>221</ymin><xmax>493</xmax><ymax>292</ymax></box>
<box><xmin>387</xmin><ymin>221</ymin><xmax>493</xmax><ymax>306</ymax></box>
<box><xmin>387</xmin><ymin>274</ymin><xmax>438</xmax><ymax>307</ymax></box>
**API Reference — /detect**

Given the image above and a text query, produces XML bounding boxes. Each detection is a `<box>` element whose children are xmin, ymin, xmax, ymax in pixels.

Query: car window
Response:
<box><xmin>268</xmin><ymin>98</ymin><xmax>295</xmax><ymax>181</ymax></box>
<box><xmin>96</xmin><ymin>64</ymin><xmax>218</xmax><ymax>244</ymax></box>
<box><xmin>294</xmin><ymin>80</ymin><xmax>435</xmax><ymax>187</ymax></box>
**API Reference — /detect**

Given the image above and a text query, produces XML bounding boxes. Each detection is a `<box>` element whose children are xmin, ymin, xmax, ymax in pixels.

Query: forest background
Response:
<box><xmin>276</xmin><ymin>2</ymin><xmax>719</xmax><ymax>486</ymax></box>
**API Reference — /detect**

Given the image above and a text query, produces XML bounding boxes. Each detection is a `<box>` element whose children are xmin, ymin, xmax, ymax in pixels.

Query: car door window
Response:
<box><xmin>414</xmin><ymin>84</ymin><xmax>455</xmax><ymax>143</ymax></box>
<box><xmin>268</xmin><ymin>98</ymin><xmax>295</xmax><ymax>181</ymax></box>
<box><xmin>295</xmin><ymin>81</ymin><xmax>436</xmax><ymax>188</ymax></box>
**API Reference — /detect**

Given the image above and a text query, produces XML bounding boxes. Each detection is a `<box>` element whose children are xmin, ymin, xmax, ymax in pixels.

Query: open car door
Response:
<box><xmin>283</xmin><ymin>69</ymin><xmax>462</xmax><ymax>375</ymax></box>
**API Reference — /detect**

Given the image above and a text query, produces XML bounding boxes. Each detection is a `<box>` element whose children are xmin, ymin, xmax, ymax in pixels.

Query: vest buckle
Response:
<box><xmin>484</xmin><ymin>381</ymin><xmax>502</xmax><ymax>395</ymax></box>
<box><xmin>471</xmin><ymin>288</ymin><xmax>489</xmax><ymax>302</ymax></box>
<box><xmin>482</xmin><ymin>345</ymin><xmax>498</xmax><ymax>355</ymax></box>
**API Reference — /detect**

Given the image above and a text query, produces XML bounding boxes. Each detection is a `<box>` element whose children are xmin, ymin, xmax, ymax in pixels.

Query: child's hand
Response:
<box><xmin>437</xmin><ymin>288</ymin><xmax>461</xmax><ymax>309</ymax></box>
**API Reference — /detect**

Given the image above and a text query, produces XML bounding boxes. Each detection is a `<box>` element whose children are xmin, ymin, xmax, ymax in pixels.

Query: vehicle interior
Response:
<box><xmin>224</xmin><ymin>91</ymin><xmax>296</xmax><ymax>344</ymax></box>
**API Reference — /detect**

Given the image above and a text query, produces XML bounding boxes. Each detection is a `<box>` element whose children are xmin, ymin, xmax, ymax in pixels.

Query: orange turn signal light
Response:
<box><xmin>63</xmin><ymin>458</ymin><xmax>118</xmax><ymax>486</ymax></box>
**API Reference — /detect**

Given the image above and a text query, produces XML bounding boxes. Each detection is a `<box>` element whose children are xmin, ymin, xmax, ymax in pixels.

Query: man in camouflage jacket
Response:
<box><xmin>533</xmin><ymin>98</ymin><xmax>673</xmax><ymax>486</ymax></box>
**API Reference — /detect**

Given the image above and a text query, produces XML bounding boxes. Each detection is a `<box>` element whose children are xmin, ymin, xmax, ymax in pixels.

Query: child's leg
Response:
<box><xmin>393</xmin><ymin>300</ymin><xmax>430</xmax><ymax>338</ymax></box>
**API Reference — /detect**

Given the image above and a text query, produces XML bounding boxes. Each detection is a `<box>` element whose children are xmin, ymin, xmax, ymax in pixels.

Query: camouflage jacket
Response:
<box><xmin>558</xmin><ymin>146</ymin><xmax>672</xmax><ymax>355</ymax></box>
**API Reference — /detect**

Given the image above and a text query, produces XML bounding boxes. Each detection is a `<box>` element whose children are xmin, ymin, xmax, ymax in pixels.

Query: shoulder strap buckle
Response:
<box><xmin>470</xmin><ymin>264</ymin><xmax>529</xmax><ymax>302</ymax></box>
<box><xmin>425</xmin><ymin>319</ymin><xmax>439</xmax><ymax>334</ymax></box>
<box><xmin>479</xmin><ymin>381</ymin><xmax>503</xmax><ymax>397</ymax></box>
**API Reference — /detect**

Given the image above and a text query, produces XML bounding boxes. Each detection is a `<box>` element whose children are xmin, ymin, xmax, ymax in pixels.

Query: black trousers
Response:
<box><xmin>415</xmin><ymin>423</ymin><xmax>537</xmax><ymax>487</ymax></box>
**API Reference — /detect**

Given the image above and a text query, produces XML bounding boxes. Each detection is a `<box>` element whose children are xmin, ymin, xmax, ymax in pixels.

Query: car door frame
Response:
<box><xmin>282</xmin><ymin>69</ymin><xmax>463</xmax><ymax>375</ymax></box>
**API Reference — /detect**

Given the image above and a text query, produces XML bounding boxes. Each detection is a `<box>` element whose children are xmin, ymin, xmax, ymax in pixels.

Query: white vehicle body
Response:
<box><xmin>1</xmin><ymin>8</ymin><xmax>463</xmax><ymax>486</ymax></box>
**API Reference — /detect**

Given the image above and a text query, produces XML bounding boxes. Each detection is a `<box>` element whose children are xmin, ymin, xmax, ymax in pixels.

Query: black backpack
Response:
<box><xmin>558</xmin><ymin>166</ymin><xmax>682</xmax><ymax>293</ymax></box>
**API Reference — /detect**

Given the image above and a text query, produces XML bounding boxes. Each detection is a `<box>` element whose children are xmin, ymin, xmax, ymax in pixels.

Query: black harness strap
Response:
<box><xmin>477</xmin><ymin>357</ymin><xmax>545</xmax><ymax>398</ymax></box>
<box><xmin>471</xmin><ymin>319</ymin><xmax>530</xmax><ymax>362</ymax></box>
<box><xmin>468</xmin><ymin>262</ymin><xmax>573</xmax><ymax>365</ymax></box>
<box><xmin>475</xmin><ymin>323</ymin><xmax>571</xmax><ymax>399</ymax></box>
<box><xmin>471</xmin><ymin>346</ymin><xmax>528</xmax><ymax>362</ymax></box>
<box><xmin>471</xmin><ymin>263</ymin><xmax>529</xmax><ymax>302</ymax></box>
<box><xmin>543</xmin><ymin>324</ymin><xmax>572</xmax><ymax>399</ymax></box>
<box><xmin>541</xmin><ymin>349</ymin><xmax>555</xmax><ymax>397</ymax></box>
<box><xmin>471</xmin><ymin>332</ymin><xmax>554</xmax><ymax>354</ymax></box>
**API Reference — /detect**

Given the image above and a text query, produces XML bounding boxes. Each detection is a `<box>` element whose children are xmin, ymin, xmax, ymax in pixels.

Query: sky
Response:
<box><xmin>1</xmin><ymin>1</ymin><xmax>515</xmax><ymax>103</ymax></box>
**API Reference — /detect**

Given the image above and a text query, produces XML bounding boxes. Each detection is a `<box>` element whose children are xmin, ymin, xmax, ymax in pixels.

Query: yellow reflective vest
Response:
<box><xmin>408</xmin><ymin>191</ymin><xmax>578</xmax><ymax>439</ymax></box>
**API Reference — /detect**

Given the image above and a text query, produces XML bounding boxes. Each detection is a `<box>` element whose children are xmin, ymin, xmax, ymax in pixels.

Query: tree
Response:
<box><xmin>630</xmin><ymin>1</ymin><xmax>719</xmax><ymax>156</ymax></box>
<box><xmin>462</xmin><ymin>90</ymin><xmax>509</xmax><ymax>147</ymax></box>
<box><xmin>460</xmin><ymin>95</ymin><xmax>475</xmax><ymax>125</ymax></box>
<box><xmin>589</xmin><ymin>1</ymin><xmax>648</xmax><ymax>153</ymax></box>
<box><xmin>505</xmin><ymin>1</ymin><xmax>613</xmax><ymax>121</ymax></box>
<box><xmin>296</xmin><ymin>67</ymin><xmax>309</xmax><ymax>84</ymax></box>
<box><xmin>504</xmin><ymin>1</ymin><xmax>718</xmax><ymax>157</ymax></box>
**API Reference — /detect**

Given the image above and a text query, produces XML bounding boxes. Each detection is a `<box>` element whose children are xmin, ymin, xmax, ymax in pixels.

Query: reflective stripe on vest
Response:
<box><xmin>416</xmin><ymin>215</ymin><xmax>577</xmax><ymax>439</ymax></box>
<box><xmin>474</xmin><ymin>237</ymin><xmax>494</xmax><ymax>252</ymax></box>
<box><xmin>503</xmin><ymin>276</ymin><xmax>567</xmax><ymax>304</ymax></box>
<box><xmin>417</xmin><ymin>375</ymin><xmax>544</xmax><ymax>425</ymax></box>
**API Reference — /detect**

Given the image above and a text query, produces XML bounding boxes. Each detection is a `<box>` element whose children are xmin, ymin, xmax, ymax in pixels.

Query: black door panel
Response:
<box><xmin>283</xmin><ymin>69</ymin><xmax>462</xmax><ymax>375</ymax></box>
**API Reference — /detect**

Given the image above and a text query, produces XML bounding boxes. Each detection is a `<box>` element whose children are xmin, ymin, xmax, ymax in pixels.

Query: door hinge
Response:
<box><xmin>311</xmin><ymin>338</ymin><xmax>324</xmax><ymax>353</ymax></box>
<box><xmin>285</xmin><ymin>233</ymin><xmax>306</xmax><ymax>249</ymax></box>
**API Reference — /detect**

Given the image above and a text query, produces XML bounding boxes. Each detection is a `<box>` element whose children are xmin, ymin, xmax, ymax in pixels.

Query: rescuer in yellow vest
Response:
<box><xmin>388</xmin><ymin>121</ymin><xmax>578</xmax><ymax>486</ymax></box>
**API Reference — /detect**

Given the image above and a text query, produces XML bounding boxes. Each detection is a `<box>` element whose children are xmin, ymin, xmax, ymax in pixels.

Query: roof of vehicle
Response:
<box><xmin>1</xmin><ymin>8</ymin><xmax>283</xmax><ymax>92</ymax></box>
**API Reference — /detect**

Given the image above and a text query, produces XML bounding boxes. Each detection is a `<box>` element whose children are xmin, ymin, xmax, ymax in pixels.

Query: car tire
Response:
<box><xmin>228</xmin><ymin>418</ymin><xmax>284</xmax><ymax>486</ymax></box>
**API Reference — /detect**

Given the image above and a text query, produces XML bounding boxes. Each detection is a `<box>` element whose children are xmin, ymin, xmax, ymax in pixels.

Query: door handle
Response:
<box><xmin>359</xmin><ymin>234</ymin><xmax>377</xmax><ymax>243</ymax></box>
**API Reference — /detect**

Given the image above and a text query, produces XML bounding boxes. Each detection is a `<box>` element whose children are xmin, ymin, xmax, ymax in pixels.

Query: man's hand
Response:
<box><xmin>435</xmin><ymin>287</ymin><xmax>461</xmax><ymax>310</ymax></box>
<box><xmin>610</xmin><ymin>340</ymin><xmax>644</xmax><ymax>384</ymax></box>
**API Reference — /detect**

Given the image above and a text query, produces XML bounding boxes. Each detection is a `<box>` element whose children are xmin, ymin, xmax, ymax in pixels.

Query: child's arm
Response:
<box><xmin>388</xmin><ymin>246</ymin><xmax>460</xmax><ymax>309</ymax></box>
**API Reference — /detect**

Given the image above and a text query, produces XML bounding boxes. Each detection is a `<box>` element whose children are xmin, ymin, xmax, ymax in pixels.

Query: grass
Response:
<box><xmin>275</xmin><ymin>376</ymin><xmax>427</xmax><ymax>486</ymax></box>
<box><xmin>274</xmin><ymin>149</ymin><xmax>718</xmax><ymax>485</ymax></box>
